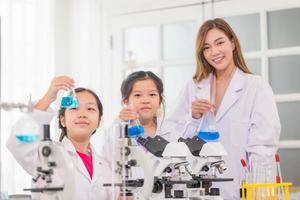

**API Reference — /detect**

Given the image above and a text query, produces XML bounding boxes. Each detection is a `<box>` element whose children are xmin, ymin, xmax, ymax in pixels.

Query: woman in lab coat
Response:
<box><xmin>165</xmin><ymin>18</ymin><xmax>281</xmax><ymax>199</ymax></box>
<box><xmin>7</xmin><ymin>76</ymin><xmax>114</xmax><ymax>200</ymax></box>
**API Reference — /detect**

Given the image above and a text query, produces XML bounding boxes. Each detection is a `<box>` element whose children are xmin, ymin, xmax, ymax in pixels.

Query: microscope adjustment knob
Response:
<box><xmin>152</xmin><ymin>180</ymin><xmax>163</xmax><ymax>193</ymax></box>
<box><xmin>163</xmin><ymin>167</ymin><xmax>172</xmax><ymax>173</ymax></box>
<box><xmin>124</xmin><ymin>146</ymin><xmax>131</xmax><ymax>156</ymax></box>
<box><xmin>127</xmin><ymin>159</ymin><xmax>137</xmax><ymax>166</ymax></box>
<box><xmin>36</xmin><ymin>166</ymin><xmax>43</xmax><ymax>172</ymax></box>
<box><xmin>48</xmin><ymin>161</ymin><xmax>56</xmax><ymax>167</ymax></box>
<box><xmin>201</xmin><ymin>165</ymin><xmax>209</xmax><ymax>172</ymax></box>
<box><xmin>42</xmin><ymin>146</ymin><xmax>51</xmax><ymax>157</ymax></box>
<box><xmin>32</xmin><ymin>174</ymin><xmax>41</xmax><ymax>182</ymax></box>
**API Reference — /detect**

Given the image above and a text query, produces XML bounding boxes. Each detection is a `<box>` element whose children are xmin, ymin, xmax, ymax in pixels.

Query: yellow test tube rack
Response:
<box><xmin>241</xmin><ymin>182</ymin><xmax>292</xmax><ymax>200</ymax></box>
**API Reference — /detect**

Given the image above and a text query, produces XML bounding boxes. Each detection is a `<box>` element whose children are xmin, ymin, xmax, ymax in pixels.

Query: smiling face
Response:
<box><xmin>203</xmin><ymin>28</ymin><xmax>235</xmax><ymax>72</ymax></box>
<box><xmin>60</xmin><ymin>91</ymin><xmax>101</xmax><ymax>142</ymax></box>
<box><xmin>125</xmin><ymin>79</ymin><xmax>161</xmax><ymax>123</ymax></box>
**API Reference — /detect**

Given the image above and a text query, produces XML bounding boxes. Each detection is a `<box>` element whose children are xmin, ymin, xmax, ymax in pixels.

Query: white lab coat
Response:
<box><xmin>165</xmin><ymin>68</ymin><xmax>281</xmax><ymax>199</ymax></box>
<box><xmin>6</xmin><ymin>109</ymin><xmax>114</xmax><ymax>200</ymax></box>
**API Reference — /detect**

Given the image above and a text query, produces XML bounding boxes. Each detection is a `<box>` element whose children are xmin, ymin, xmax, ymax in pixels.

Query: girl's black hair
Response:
<box><xmin>121</xmin><ymin>71</ymin><xmax>165</xmax><ymax>121</ymax></box>
<box><xmin>58</xmin><ymin>87</ymin><xmax>103</xmax><ymax>142</ymax></box>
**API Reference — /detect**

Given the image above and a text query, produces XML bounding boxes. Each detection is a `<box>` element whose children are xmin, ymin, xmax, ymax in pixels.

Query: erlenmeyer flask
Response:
<box><xmin>128</xmin><ymin>119</ymin><xmax>144</xmax><ymax>138</ymax></box>
<box><xmin>196</xmin><ymin>110</ymin><xmax>220</xmax><ymax>141</ymax></box>
<box><xmin>13</xmin><ymin>114</ymin><xmax>40</xmax><ymax>143</ymax></box>
<box><xmin>61</xmin><ymin>88</ymin><xmax>78</xmax><ymax>108</ymax></box>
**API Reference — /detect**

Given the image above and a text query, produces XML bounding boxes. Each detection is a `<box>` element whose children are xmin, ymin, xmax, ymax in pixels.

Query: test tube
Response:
<box><xmin>240</xmin><ymin>159</ymin><xmax>249</xmax><ymax>184</ymax></box>
<box><xmin>275</xmin><ymin>154</ymin><xmax>284</xmax><ymax>199</ymax></box>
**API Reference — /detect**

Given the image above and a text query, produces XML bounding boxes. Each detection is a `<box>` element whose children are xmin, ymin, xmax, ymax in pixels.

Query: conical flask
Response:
<box><xmin>61</xmin><ymin>88</ymin><xmax>78</xmax><ymax>108</ymax></box>
<box><xmin>196</xmin><ymin>110</ymin><xmax>219</xmax><ymax>141</ymax></box>
<box><xmin>127</xmin><ymin>119</ymin><xmax>144</xmax><ymax>138</ymax></box>
<box><xmin>123</xmin><ymin>104</ymin><xmax>144</xmax><ymax>138</ymax></box>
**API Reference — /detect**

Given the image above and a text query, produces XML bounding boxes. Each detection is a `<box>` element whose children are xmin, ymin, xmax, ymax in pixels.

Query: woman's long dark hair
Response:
<box><xmin>58</xmin><ymin>87</ymin><xmax>103</xmax><ymax>142</ymax></box>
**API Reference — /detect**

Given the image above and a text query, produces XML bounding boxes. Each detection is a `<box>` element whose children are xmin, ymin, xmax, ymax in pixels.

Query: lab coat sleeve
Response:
<box><xmin>165</xmin><ymin>80</ymin><xmax>202</xmax><ymax>138</ymax></box>
<box><xmin>246</xmin><ymin>77</ymin><xmax>281</xmax><ymax>161</ymax></box>
<box><xmin>29</xmin><ymin>108</ymin><xmax>55</xmax><ymax>126</ymax></box>
<box><xmin>6</xmin><ymin>109</ymin><xmax>55</xmax><ymax>176</ymax></box>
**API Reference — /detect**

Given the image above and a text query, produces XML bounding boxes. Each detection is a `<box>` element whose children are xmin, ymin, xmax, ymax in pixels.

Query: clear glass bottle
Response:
<box><xmin>61</xmin><ymin>88</ymin><xmax>78</xmax><ymax>108</ymax></box>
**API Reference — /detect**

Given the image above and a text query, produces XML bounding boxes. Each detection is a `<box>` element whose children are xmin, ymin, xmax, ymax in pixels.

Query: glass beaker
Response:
<box><xmin>61</xmin><ymin>88</ymin><xmax>78</xmax><ymax>108</ymax></box>
<box><xmin>13</xmin><ymin>115</ymin><xmax>40</xmax><ymax>143</ymax></box>
<box><xmin>196</xmin><ymin>110</ymin><xmax>220</xmax><ymax>141</ymax></box>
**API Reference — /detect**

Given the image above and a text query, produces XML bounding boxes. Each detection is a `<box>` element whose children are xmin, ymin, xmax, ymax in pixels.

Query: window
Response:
<box><xmin>1</xmin><ymin>0</ymin><xmax>54</xmax><ymax>194</ymax></box>
<box><xmin>123</xmin><ymin>21</ymin><xmax>197</xmax><ymax>111</ymax></box>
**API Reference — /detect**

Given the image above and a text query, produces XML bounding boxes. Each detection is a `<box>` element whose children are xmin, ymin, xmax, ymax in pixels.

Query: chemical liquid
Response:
<box><xmin>61</xmin><ymin>96</ymin><xmax>78</xmax><ymax>108</ymax></box>
<box><xmin>196</xmin><ymin>110</ymin><xmax>220</xmax><ymax>141</ymax></box>
<box><xmin>16</xmin><ymin>135</ymin><xmax>39</xmax><ymax>143</ymax></box>
<box><xmin>128</xmin><ymin>125</ymin><xmax>144</xmax><ymax>138</ymax></box>
<box><xmin>12</xmin><ymin>115</ymin><xmax>40</xmax><ymax>143</ymax></box>
<box><xmin>197</xmin><ymin>131</ymin><xmax>220</xmax><ymax>141</ymax></box>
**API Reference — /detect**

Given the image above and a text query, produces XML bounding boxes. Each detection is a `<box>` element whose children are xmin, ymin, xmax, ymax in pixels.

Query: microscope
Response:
<box><xmin>23</xmin><ymin>124</ymin><xmax>75</xmax><ymax>200</ymax></box>
<box><xmin>3</xmin><ymin>100</ymin><xmax>75</xmax><ymax>200</ymax></box>
<box><xmin>179</xmin><ymin>136</ymin><xmax>233</xmax><ymax>198</ymax></box>
<box><xmin>105</xmin><ymin>123</ymin><xmax>233</xmax><ymax>200</ymax></box>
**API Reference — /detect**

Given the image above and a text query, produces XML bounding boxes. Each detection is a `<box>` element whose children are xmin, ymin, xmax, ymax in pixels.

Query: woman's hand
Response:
<box><xmin>35</xmin><ymin>76</ymin><xmax>75</xmax><ymax>111</ymax></box>
<box><xmin>191</xmin><ymin>99</ymin><xmax>213</xmax><ymax>119</ymax></box>
<box><xmin>119</xmin><ymin>105</ymin><xmax>138</xmax><ymax>121</ymax></box>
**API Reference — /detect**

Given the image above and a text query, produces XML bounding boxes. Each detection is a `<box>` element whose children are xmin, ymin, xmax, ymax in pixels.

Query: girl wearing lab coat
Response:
<box><xmin>101</xmin><ymin>71</ymin><xmax>179</xmax><ymax>155</ymax></box>
<box><xmin>101</xmin><ymin>71</ymin><xmax>180</xmax><ymax>165</ymax></box>
<box><xmin>118</xmin><ymin>71</ymin><xmax>178</xmax><ymax>141</ymax></box>
<box><xmin>7</xmin><ymin>76</ymin><xmax>114</xmax><ymax>200</ymax></box>
<box><xmin>100</xmin><ymin>71</ymin><xmax>180</xmax><ymax>198</ymax></box>
<box><xmin>165</xmin><ymin>18</ymin><xmax>281</xmax><ymax>199</ymax></box>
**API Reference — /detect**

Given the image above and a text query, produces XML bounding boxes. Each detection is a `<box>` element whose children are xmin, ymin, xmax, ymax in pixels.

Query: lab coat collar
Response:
<box><xmin>62</xmin><ymin>138</ymin><xmax>91</xmax><ymax>181</ymax></box>
<box><xmin>195</xmin><ymin>73</ymin><xmax>213</xmax><ymax>90</ymax></box>
<box><xmin>61</xmin><ymin>137</ymin><xmax>77</xmax><ymax>154</ymax></box>
<box><xmin>194</xmin><ymin>68</ymin><xmax>244</xmax><ymax>91</ymax></box>
<box><xmin>193</xmin><ymin>68</ymin><xmax>245</xmax><ymax>122</ymax></box>
<box><xmin>155</xmin><ymin>117</ymin><xmax>164</xmax><ymax>135</ymax></box>
<box><xmin>62</xmin><ymin>137</ymin><xmax>105</xmax><ymax>182</ymax></box>
<box><xmin>215</xmin><ymin>68</ymin><xmax>245</xmax><ymax>122</ymax></box>
<box><xmin>90</xmin><ymin>145</ymin><xmax>107</xmax><ymax>184</ymax></box>
<box><xmin>194</xmin><ymin>73</ymin><xmax>213</xmax><ymax>101</ymax></box>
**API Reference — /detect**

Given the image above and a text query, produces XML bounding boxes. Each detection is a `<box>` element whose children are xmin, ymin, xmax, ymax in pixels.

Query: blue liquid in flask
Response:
<box><xmin>197</xmin><ymin>131</ymin><xmax>220</xmax><ymax>141</ymax></box>
<box><xmin>13</xmin><ymin>115</ymin><xmax>40</xmax><ymax>143</ymax></box>
<box><xmin>128</xmin><ymin>125</ymin><xmax>144</xmax><ymax>138</ymax></box>
<box><xmin>61</xmin><ymin>96</ymin><xmax>78</xmax><ymax>108</ymax></box>
<box><xmin>16</xmin><ymin>134</ymin><xmax>39</xmax><ymax>143</ymax></box>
